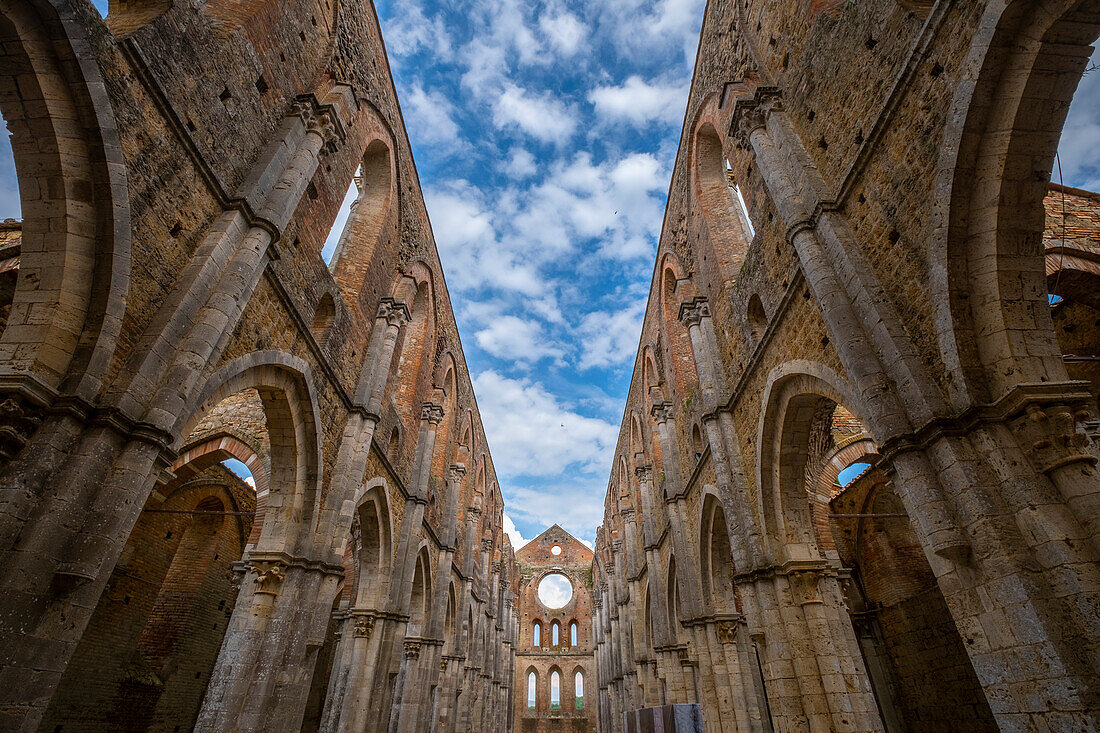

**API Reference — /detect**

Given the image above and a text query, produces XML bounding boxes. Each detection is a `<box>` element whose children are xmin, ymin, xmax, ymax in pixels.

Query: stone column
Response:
<box><xmin>390</xmin><ymin>402</ymin><xmax>444</xmax><ymax>733</ymax></box>
<box><xmin>318</xmin><ymin>299</ymin><xmax>410</xmax><ymax>732</ymax></box>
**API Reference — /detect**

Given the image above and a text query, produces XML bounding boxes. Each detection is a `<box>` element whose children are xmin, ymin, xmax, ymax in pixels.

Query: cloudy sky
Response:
<box><xmin>370</xmin><ymin>0</ymin><xmax>707</xmax><ymax>548</ymax></box>
<box><xmin>0</xmin><ymin>3</ymin><xmax>1095</xmax><ymax>549</ymax></box>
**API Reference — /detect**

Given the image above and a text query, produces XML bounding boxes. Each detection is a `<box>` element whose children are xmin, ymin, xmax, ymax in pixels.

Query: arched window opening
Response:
<box><xmin>569</xmin><ymin>621</ymin><xmax>578</xmax><ymax>646</ymax></box>
<box><xmin>533</xmin><ymin>621</ymin><xmax>541</xmax><ymax>647</ymax></box>
<box><xmin>310</xmin><ymin>292</ymin><xmax>335</xmax><ymax>347</ymax></box>
<box><xmin>747</xmin><ymin>293</ymin><xmax>767</xmax><ymax>341</ymax></box>
<box><xmin>221</xmin><ymin>457</ymin><xmax>256</xmax><ymax>490</ymax></box>
<box><xmin>550</xmin><ymin>671</ymin><xmax>561</xmax><ymax>709</ymax></box>
<box><xmin>574</xmin><ymin>671</ymin><xmax>584</xmax><ymax>710</ymax></box>
<box><xmin>329</xmin><ymin>140</ymin><xmax>395</xmax><ymax>293</ymax></box>
<box><xmin>0</xmin><ymin>110</ymin><xmax>17</xmax><ymax>338</ymax></box>
<box><xmin>527</xmin><ymin>671</ymin><xmax>536</xmax><ymax>709</ymax></box>
<box><xmin>551</xmin><ymin>621</ymin><xmax>560</xmax><ymax>647</ymax></box>
<box><xmin>725</xmin><ymin>157</ymin><xmax>756</xmax><ymax>237</ymax></box>
<box><xmin>692</xmin><ymin>424</ymin><xmax>703</xmax><ymax>463</ymax></box>
<box><xmin>321</xmin><ymin>164</ymin><xmax>361</xmax><ymax>265</ymax></box>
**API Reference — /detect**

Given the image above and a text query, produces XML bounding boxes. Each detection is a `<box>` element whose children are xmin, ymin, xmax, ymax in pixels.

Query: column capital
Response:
<box><xmin>650</xmin><ymin>402</ymin><xmax>674</xmax><ymax>424</ymax></box>
<box><xmin>634</xmin><ymin>464</ymin><xmax>653</xmax><ymax>482</ymax></box>
<box><xmin>448</xmin><ymin>462</ymin><xmax>467</xmax><ymax>482</ymax></box>
<box><xmin>292</xmin><ymin>94</ymin><xmax>343</xmax><ymax>149</ymax></box>
<box><xmin>731</xmin><ymin>86</ymin><xmax>783</xmax><ymax>149</ymax></box>
<box><xmin>677</xmin><ymin>296</ymin><xmax>710</xmax><ymax>328</ymax></box>
<box><xmin>421</xmin><ymin>402</ymin><xmax>445</xmax><ymax>424</ymax></box>
<box><xmin>377</xmin><ymin>296</ymin><xmax>411</xmax><ymax>327</ymax></box>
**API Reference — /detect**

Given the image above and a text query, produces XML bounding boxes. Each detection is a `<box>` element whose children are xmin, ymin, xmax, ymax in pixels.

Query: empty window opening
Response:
<box><xmin>222</xmin><ymin>458</ymin><xmax>256</xmax><ymax>490</ymax></box>
<box><xmin>837</xmin><ymin>461</ymin><xmax>872</xmax><ymax>488</ymax></box>
<box><xmin>569</xmin><ymin>621</ymin><xmax>578</xmax><ymax>646</ymax></box>
<box><xmin>551</xmin><ymin>621</ymin><xmax>560</xmax><ymax>646</ymax></box>
<box><xmin>533</xmin><ymin>622</ymin><xmax>541</xmax><ymax>647</ymax></box>
<box><xmin>321</xmin><ymin>165</ymin><xmax>360</xmax><ymax>264</ymax></box>
<box><xmin>527</xmin><ymin>671</ymin><xmax>536</xmax><ymax>709</ymax></box>
<box><xmin>550</xmin><ymin>671</ymin><xmax>560</xmax><ymax>709</ymax></box>
<box><xmin>550</xmin><ymin>544</ymin><xmax>562</xmax><ymax>555</ymax></box>
<box><xmin>537</xmin><ymin>573</ymin><xmax>573</xmax><ymax>608</ymax></box>
<box><xmin>725</xmin><ymin>157</ymin><xmax>756</xmax><ymax>238</ymax></box>
<box><xmin>692</xmin><ymin>424</ymin><xmax>703</xmax><ymax>463</ymax></box>
<box><xmin>575</xmin><ymin>671</ymin><xmax>584</xmax><ymax>710</ymax></box>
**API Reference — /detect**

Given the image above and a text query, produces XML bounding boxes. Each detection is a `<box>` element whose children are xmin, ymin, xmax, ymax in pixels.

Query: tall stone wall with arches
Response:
<box><xmin>0</xmin><ymin>1</ymin><xmax>519</xmax><ymax>731</ymax></box>
<box><xmin>592</xmin><ymin>0</ymin><xmax>1100</xmax><ymax>731</ymax></box>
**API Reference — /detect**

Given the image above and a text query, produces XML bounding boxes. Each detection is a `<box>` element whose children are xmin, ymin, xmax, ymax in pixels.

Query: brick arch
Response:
<box><xmin>406</xmin><ymin>543</ymin><xmax>433</xmax><ymax>635</ymax></box>
<box><xmin>179</xmin><ymin>351</ymin><xmax>322</xmax><ymax>553</ymax></box>
<box><xmin>691</xmin><ymin>94</ymin><xmax>753</xmax><ymax>287</ymax></box>
<box><xmin>388</xmin><ymin>263</ymin><xmax>437</xmax><ymax>431</ymax></box>
<box><xmin>934</xmin><ymin>0</ymin><xmax>1100</xmax><ymax>402</ymax></box>
<box><xmin>0</xmin><ymin>0</ymin><xmax>131</xmax><ymax>398</ymax></box>
<box><xmin>756</xmin><ymin>360</ymin><xmax>865</xmax><ymax>563</ymax></box>
<box><xmin>169</xmin><ymin>433</ymin><xmax>270</xmax><ymax>547</ymax></box>
<box><xmin>330</xmin><ymin>127</ymin><xmax>398</xmax><ymax>298</ymax></box>
<box><xmin>658</xmin><ymin>255</ymin><xmax>701</xmax><ymax>408</ymax></box>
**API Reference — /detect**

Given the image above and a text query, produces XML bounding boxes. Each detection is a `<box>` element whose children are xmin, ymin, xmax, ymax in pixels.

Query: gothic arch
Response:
<box><xmin>180</xmin><ymin>351</ymin><xmax>322</xmax><ymax>552</ymax></box>
<box><xmin>353</xmin><ymin>480</ymin><xmax>392</xmax><ymax>608</ymax></box>
<box><xmin>0</xmin><ymin>0</ymin><xmax>131</xmax><ymax>399</ymax></box>
<box><xmin>934</xmin><ymin>0</ymin><xmax>1100</xmax><ymax>403</ymax></box>
<box><xmin>691</xmin><ymin>94</ymin><xmax>752</xmax><ymax>286</ymax></box>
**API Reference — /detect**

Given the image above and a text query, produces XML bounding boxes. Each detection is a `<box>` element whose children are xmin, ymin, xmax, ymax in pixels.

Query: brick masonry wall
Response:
<box><xmin>515</xmin><ymin>527</ymin><xmax>597</xmax><ymax>733</ymax></box>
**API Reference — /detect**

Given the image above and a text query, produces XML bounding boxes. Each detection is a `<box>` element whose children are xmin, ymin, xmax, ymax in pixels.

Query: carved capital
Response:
<box><xmin>354</xmin><ymin>614</ymin><xmax>376</xmax><ymax>638</ymax></box>
<box><xmin>250</xmin><ymin>560</ymin><xmax>287</xmax><ymax>596</ymax></box>
<box><xmin>404</xmin><ymin>640</ymin><xmax>422</xmax><ymax>659</ymax></box>
<box><xmin>650</xmin><ymin>402</ymin><xmax>674</xmax><ymax>424</ymax></box>
<box><xmin>606</xmin><ymin>560</ymin><xmax>616</xmax><ymax>575</ymax></box>
<box><xmin>1009</xmin><ymin>402</ymin><xmax>1096</xmax><ymax>474</ymax></box>
<box><xmin>732</xmin><ymin>87</ymin><xmax>783</xmax><ymax>149</ymax></box>
<box><xmin>481</xmin><ymin>537</ymin><xmax>494</xmax><ymax>552</ymax></box>
<box><xmin>634</xmin><ymin>464</ymin><xmax>653</xmax><ymax>483</ymax></box>
<box><xmin>421</xmin><ymin>402</ymin><xmax>445</xmax><ymax>425</ymax></box>
<box><xmin>292</xmin><ymin>98</ymin><xmax>342</xmax><ymax>150</ymax></box>
<box><xmin>678</xmin><ymin>297</ymin><xmax>710</xmax><ymax>329</ymax></box>
<box><xmin>465</xmin><ymin>506</ymin><xmax>482</xmax><ymax>519</ymax></box>
<box><xmin>716</xmin><ymin>621</ymin><xmax>738</xmax><ymax>644</ymax></box>
<box><xmin>449</xmin><ymin>463</ymin><xmax>467</xmax><ymax>483</ymax></box>
<box><xmin>378</xmin><ymin>297</ymin><xmax>411</xmax><ymax>328</ymax></box>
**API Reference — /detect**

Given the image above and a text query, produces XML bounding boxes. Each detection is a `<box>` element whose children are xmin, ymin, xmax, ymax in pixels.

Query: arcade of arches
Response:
<box><xmin>0</xmin><ymin>0</ymin><xmax>1098</xmax><ymax>732</ymax></box>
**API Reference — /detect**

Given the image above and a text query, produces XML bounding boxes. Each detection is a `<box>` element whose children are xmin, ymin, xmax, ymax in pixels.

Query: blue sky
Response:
<box><xmin>0</xmin><ymin>2</ymin><xmax>1096</xmax><ymax>549</ymax></box>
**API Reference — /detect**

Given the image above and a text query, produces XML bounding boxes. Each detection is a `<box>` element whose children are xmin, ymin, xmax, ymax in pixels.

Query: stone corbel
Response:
<box><xmin>716</xmin><ymin>621</ymin><xmax>738</xmax><ymax>644</ymax></box>
<box><xmin>421</xmin><ymin>402</ymin><xmax>445</xmax><ymax>425</ymax></box>
<box><xmin>677</xmin><ymin>297</ymin><xmax>710</xmax><ymax>329</ymax></box>
<box><xmin>650</xmin><ymin>401</ymin><xmax>674</xmax><ymax>425</ymax></box>
<box><xmin>250</xmin><ymin>560</ymin><xmax>287</xmax><ymax>596</ymax></box>
<box><xmin>378</xmin><ymin>296</ymin><xmax>411</xmax><ymax>328</ymax></box>
<box><xmin>1008</xmin><ymin>402</ymin><xmax>1096</xmax><ymax>475</ymax></box>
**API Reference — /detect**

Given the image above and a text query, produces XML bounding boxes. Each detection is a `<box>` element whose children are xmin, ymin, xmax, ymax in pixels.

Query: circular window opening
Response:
<box><xmin>551</xmin><ymin>544</ymin><xmax>562</xmax><ymax>556</ymax></box>
<box><xmin>537</xmin><ymin>573</ymin><xmax>573</xmax><ymax>609</ymax></box>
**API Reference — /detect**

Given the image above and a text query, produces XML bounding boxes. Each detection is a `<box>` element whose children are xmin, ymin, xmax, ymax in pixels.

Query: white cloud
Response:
<box><xmin>501</xmin><ymin>147</ymin><xmax>538</xmax><ymax>179</ymax></box>
<box><xmin>404</xmin><ymin>83</ymin><xmax>463</xmax><ymax>147</ymax></box>
<box><xmin>589</xmin><ymin>75</ymin><xmax>688</xmax><ymax>127</ymax></box>
<box><xmin>493</xmin><ymin>84</ymin><xmax>577</xmax><ymax>144</ymax></box>
<box><xmin>539</xmin><ymin>7</ymin><xmax>586</xmax><ymax>57</ymax></box>
<box><xmin>503</xmin><ymin>483</ymin><xmax>606</xmax><ymax>543</ymax></box>
<box><xmin>503</xmin><ymin>512</ymin><xmax>530</xmax><ymax>549</ymax></box>
<box><xmin>1057</xmin><ymin>51</ymin><xmax>1100</xmax><ymax>192</ymax></box>
<box><xmin>576</xmin><ymin>298</ymin><xmax>646</xmax><ymax>371</ymax></box>
<box><xmin>475</xmin><ymin>315</ymin><xmax>563</xmax><ymax>364</ymax></box>
<box><xmin>382</xmin><ymin>0</ymin><xmax>454</xmax><ymax>63</ymax></box>
<box><xmin>472</xmin><ymin>370</ymin><xmax>618</xmax><ymax>479</ymax></box>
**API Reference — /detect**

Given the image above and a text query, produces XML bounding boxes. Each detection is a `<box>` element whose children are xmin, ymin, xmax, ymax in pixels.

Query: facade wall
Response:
<box><xmin>514</xmin><ymin>527</ymin><xmax>598</xmax><ymax>733</ymax></box>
